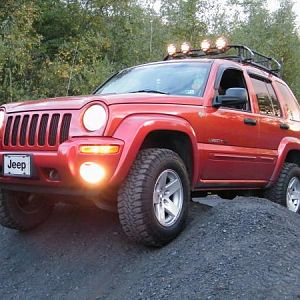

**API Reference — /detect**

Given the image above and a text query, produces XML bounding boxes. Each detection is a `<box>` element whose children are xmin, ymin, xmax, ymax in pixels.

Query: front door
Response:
<box><xmin>198</xmin><ymin>68</ymin><xmax>261</xmax><ymax>184</ymax></box>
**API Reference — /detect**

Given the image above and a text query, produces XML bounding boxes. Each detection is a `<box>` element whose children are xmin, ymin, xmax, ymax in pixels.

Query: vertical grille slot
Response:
<box><xmin>48</xmin><ymin>114</ymin><xmax>60</xmax><ymax>146</ymax></box>
<box><xmin>60</xmin><ymin>114</ymin><xmax>71</xmax><ymax>144</ymax></box>
<box><xmin>4</xmin><ymin>116</ymin><xmax>13</xmax><ymax>146</ymax></box>
<box><xmin>11</xmin><ymin>116</ymin><xmax>21</xmax><ymax>146</ymax></box>
<box><xmin>20</xmin><ymin>115</ymin><xmax>29</xmax><ymax>146</ymax></box>
<box><xmin>38</xmin><ymin>114</ymin><xmax>49</xmax><ymax>146</ymax></box>
<box><xmin>28</xmin><ymin>115</ymin><xmax>39</xmax><ymax>146</ymax></box>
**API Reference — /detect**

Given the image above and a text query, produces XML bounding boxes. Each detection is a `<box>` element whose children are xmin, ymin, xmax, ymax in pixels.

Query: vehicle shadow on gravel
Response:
<box><xmin>1</xmin><ymin>197</ymin><xmax>300</xmax><ymax>300</ymax></box>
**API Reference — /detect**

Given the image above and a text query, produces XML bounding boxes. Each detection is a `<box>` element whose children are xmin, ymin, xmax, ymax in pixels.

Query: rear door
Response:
<box><xmin>250</xmin><ymin>74</ymin><xmax>288</xmax><ymax>180</ymax></box>
<box><xmin>249</xmin><ymin>75</ymin><xmax>286</xmax><ymax>180</ymax></box>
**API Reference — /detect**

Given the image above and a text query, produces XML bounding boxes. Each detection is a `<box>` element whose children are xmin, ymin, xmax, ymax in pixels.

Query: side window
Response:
<box><xmin>266</xmin><ymin>82</ymin><xmax>281</xmax><ymax>117</ymax></box>
<box><xmin>276</xmin><ymin>82</ymin><xmax>300</xmax><ymax>121</ymax></box>
<box><xmin>250</xmin><ymin>77</ymin><xmax>282</xmax><ymax>117</ymax></box>
<box><xmin>218</xmin><ymin>68</ymin><xmax>250</xmax><ymax>111</ymax></box>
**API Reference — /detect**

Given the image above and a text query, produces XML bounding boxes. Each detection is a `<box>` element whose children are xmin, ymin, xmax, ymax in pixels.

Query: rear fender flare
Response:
<box><xmin>268</xmin><ymin>137</ymin><xmax>300</xmax><ymax>187</ymax></box>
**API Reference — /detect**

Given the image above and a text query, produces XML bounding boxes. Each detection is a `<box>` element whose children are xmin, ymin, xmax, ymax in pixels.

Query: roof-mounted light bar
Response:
<box><xmin>165</xmin><ymin>37</ymin><xmax>282</xmax><ymax>77</ymax></box>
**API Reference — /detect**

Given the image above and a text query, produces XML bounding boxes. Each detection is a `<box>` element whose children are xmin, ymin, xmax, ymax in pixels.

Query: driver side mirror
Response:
<box><xmin>213</xmin><ymin>88</ymin><xmax>248</xmax><ymax>108</ymax></box>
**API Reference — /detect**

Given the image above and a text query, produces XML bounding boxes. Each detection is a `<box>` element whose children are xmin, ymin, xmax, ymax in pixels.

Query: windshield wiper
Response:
<box><xmin>129</xmin><ymin>89</ymin><xmax>169</xmax><ymax>95</ymax></box>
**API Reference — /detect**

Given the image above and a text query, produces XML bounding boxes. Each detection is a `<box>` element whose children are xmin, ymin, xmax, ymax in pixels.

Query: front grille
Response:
<box><xmin>3</xmin><ymin>113</ymin><xmax>72</xmax><ymax>149</ymax></box>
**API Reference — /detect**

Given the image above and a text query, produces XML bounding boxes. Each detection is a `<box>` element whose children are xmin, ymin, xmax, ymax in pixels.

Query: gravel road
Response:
<box><xmin>1</xmin><ymin>197</ymin><xmax>300</xmax><ymax>300</ymax></box>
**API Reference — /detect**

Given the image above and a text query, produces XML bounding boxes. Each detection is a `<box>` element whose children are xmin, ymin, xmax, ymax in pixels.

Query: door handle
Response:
<box><xmin>244</xmin><ymin>118</ymin><xmax>257</xmax><ymax>126</ymax></box>
<box><xmin>280</xmin><ymin>123</ymin><xmax>289</xmax><ymax>130</ymax></box>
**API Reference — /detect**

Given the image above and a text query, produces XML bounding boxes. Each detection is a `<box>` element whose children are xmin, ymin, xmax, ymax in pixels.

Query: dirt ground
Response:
<box><xmin>1</xmin><ymin>197</ymin><xmax>300</xmax><ymax>300</ymax></box>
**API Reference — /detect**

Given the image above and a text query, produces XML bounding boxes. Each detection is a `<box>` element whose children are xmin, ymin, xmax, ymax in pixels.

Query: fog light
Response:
<box><xmin>79</xmin><ymin>162</ymin><xmax>105</xmax><ymax>184</ymax></box>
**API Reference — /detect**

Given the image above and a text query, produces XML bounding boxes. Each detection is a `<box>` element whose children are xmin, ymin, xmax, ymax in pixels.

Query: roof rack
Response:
<box><xmin>164</xmin><ymin>45</ymin><xmax>282</xmax><ymax>77</ymax></box>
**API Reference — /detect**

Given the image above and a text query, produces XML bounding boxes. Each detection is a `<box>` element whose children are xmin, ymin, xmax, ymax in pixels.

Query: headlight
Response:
<box><xmin>0</xmin><ymin>111</ymin><xmax>5</xmax><ymax>130</ymax></box>
<box><xmin>82</xmin><ymin>104</ymin><xmax>107</xmax><ymax>131</ymax></box>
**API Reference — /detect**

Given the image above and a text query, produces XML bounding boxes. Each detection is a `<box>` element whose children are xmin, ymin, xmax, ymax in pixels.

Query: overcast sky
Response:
<box><xmin>267</xmin><ymin>0</ymin><xmax>300</xmax><ymax>25</ymax></box>
<box><xmin>153</xmin><ymin>0</ymin><xmax>300</xmax><ymax>27</ymax></box>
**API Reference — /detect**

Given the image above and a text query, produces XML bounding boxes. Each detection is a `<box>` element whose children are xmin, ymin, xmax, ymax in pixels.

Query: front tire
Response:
<box><xmin>264</xmin><ymin>163</ymin><xmax>300</xmax><ymax>213</ymax></box>
<box><xmin>0</xmin><ymin>190</ymin><xmax>54</xmax><ymax>231</ymax></box>
<box><xmin>118</xmin><ymin>148</ymin><xmax>190</xmax><ymax>247</ymax></box>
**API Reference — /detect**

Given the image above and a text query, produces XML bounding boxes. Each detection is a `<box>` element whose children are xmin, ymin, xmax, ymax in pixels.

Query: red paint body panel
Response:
<box><xmin>0</xmin><ymin>58</ymin><xmax>300</xmax><ymax>196</ymax></box>
<box><xmin>111</xmin><ymin>114</ymin><xmax>198</xmax><ymax>185</ymax></box>
<box><xmin>0</xmin><ymin>137</ymin><xmax>124</xmax><ymax>191</ymax></box>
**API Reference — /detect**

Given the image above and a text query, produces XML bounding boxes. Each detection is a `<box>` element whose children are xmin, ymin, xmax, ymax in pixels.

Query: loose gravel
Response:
<box><xmin>0</xmin><ymin>197</ymin><xmax>300</xmax><ymax>299</ymax></box>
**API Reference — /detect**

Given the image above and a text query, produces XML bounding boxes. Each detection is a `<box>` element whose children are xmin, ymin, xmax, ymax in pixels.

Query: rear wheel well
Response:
<box><xmin>285</xmin><ymin>150</ymin><xmax>300</xmax><ymax>166</ymax></box>
<box><xmin>141</xmin><ymin>130</ymin><xmax>194</xmax><ymax>182</ymax></box>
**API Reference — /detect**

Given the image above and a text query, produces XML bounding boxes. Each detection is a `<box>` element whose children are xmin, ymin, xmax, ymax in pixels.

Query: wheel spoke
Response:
<box><xmin>163</xmin><ymin>199</ymin><xmax>180</xmax><ymax>217</ymax></box>
<box><xmin>156</xmin><ymin>204</ymin><xmax>165</xmax><ymax>225</ymax></box>
<box><xmin>165</xmin><ymin>178</ymin><xmax>181</xmax><ymax>196</ymax></box>
<box><xmin>157</xmin><ymin>171</ymin><xmax>168</xmax><ymax>191</ymax></box>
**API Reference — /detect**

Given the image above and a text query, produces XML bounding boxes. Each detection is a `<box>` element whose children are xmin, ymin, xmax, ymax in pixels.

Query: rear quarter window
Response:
<box><xmin>276</xmin><ymin>82</ymin><xmax>300</xmax><ymax>121</ymax></box>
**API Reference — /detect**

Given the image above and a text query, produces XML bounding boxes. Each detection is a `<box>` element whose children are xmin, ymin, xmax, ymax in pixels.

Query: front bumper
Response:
<box><xmin>0</xmin><ymin>137</ymin><xmax>124</xmax><ymax>195</ymax></box>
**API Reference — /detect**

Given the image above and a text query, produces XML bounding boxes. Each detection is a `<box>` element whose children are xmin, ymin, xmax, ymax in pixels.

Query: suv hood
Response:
<box><xmin>2</xmin><ymin>93</ymin><xmax>204</xmax><ymax>113</ymax></box>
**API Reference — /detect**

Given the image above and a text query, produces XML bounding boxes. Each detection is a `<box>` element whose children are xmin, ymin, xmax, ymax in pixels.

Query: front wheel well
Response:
<box><xmin>285</xmin><ymin>150</ymin><xmax>300</xmax><ymax>166</ymax></box>
<box><xmin>140</xmin><ymin>130</ymin><xmax>194</xmax><ymax>182</ymax></box>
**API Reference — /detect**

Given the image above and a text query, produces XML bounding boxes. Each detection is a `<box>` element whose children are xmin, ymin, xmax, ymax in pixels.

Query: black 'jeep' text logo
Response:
<box><xmin>7</xmin><ymin>160</ymin><xmax>26</xmax><ymax>171</ymax></box>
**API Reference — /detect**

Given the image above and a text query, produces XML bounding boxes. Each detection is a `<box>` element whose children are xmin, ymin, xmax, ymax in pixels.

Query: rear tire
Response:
<box><xmin>264</xmin><ymin>163</ymin><xmax>300</xmax><ymax>213</ymax></box>
<box><xmin>0</xmin><ymin>190</ymin><xmax>54</xmax><ymax>231</ymax></box>
<box><xmin>118</xmin><ymin>148</ymin><xmax>190</xmax><ymax>247</ymax></box>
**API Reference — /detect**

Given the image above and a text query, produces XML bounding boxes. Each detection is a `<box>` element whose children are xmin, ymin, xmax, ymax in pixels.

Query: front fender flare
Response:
<box><xmin>109</xmin><ymin>114</ymin><xmax>198</xmax><ymax>186</ymax></box>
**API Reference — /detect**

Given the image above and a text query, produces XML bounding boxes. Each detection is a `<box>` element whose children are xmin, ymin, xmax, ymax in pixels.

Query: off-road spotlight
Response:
<box><xmin>181</xmin><ymin>42</ymin><xmax>191</xmax><ymax>54</ymax></box>
<box><xmin>201</xmin><ymin>39</ymin><xmax>211</xmax><ymax>52</ymax></box>
<box><xmin>216</xmin><ymin>37</ymin><xmax>227</xmax><ymax>50</ymax></box>
<box><xmin>167</xmin><ymin>44</ymin><xmax>177</xmax><ymax>56</ymax></box>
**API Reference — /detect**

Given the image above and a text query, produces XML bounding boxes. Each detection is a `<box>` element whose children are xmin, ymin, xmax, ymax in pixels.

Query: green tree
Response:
<box><xmin>0</xmin><ymin>0</ymin><xmax>299</xmax><ymax>103</ymax></box>
<box><xmin>227</xmin><ymin>0</ymin><xmax>300</xmax><ymax>99</ymax></box>
<box><xmin>0</xmin><ymin>1</ymin><xmax>41</xmax><ymax>102</ymax></box>
<box><xmin>160</xmin><ymin>0</ymin><xmax>212</xmax><ymax>45</ymax></box>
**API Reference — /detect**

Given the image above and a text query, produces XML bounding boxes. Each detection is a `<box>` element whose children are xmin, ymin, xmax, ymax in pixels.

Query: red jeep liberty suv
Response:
<box><xmin>0</xmin><ymin>38</ymin><xmax>299</xmax><ymax>246</ymax></box>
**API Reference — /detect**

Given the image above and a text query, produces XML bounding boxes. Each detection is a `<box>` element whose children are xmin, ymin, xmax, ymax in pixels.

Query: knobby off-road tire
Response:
<box><xmin>264</xmin><ymin>162</ymin><xmax>300</xmax><ymax>213</ymax></box>
<box><xmin>0</xmin><ymin>190</ymin><xmax>54</xmax><ymax>231</ymax></box>
<box><xmin>118</xmin><ymin>148</ymin><xmax>190</xmax><ymax>247</ymax></box>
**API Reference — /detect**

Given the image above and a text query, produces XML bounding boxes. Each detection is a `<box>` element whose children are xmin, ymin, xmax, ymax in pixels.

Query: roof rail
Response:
<box><xmin>164</xmin><ymin>45</ymin><xmax>282</xmax><ymax>77</ymax></box>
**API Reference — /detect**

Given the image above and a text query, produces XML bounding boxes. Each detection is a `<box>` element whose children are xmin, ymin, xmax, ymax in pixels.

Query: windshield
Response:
<box><xmin>95</xmin><ymin>62</ymin><xmax>211</xmax><ymax>97</ymax></box>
